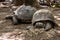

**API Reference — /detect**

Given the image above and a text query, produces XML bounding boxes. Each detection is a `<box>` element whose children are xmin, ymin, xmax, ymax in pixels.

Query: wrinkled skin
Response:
<box><xmin>5</xmin><ymin>5</ymin><xmax>37</xmax><ymax>25</ymax></box>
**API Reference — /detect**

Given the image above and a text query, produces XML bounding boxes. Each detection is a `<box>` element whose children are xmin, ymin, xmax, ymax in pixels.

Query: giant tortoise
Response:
<box><xmin>5</xmin><ymin>5</ymin><xmax>37</xmax><ymax>25</ymax></box>
<box><xmin>32</xmin><ymin>9</ymin><xmax>58</xmax><ymax>31</ymax></box>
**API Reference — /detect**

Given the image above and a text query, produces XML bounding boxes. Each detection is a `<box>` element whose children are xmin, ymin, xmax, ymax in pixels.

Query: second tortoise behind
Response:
<box><xmin>5</xmin><ymin>5</ymin><xmax>37</xmax><ymax>25</ymax></box>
